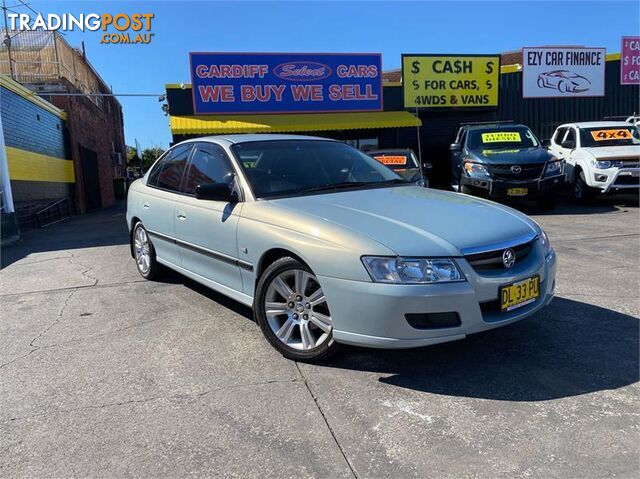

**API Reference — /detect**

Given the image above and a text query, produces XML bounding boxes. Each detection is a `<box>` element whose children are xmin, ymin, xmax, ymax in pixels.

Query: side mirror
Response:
<box><xmin>195</xmin><ymin>182</ymin><xmax>238</xmax><ymax>202</ymax></box>
<box><xmin>561</xmin><ymin>140</ymin><xmax>576</xmax><ymax>149</ymax></box>
<box><xmin>450</xmin><ymin>143</ymin><xmax>463</xmax><ymax>152</ymax></box>
<box><xmin>422</xmin><ymin>162</ymin><xmax>433</xmax><ymax>173</ymax></box>
<box><xmin>542</xmin><ymin>139</ymin><xmax>551</xmax><ymax>148</ymax></box>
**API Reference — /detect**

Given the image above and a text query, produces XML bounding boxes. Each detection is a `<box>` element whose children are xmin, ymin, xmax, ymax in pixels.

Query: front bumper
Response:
<box><xmin>320</xmin><ymin>243</ymin><xmax>557</xmax><ymax>349</ymax></box>
<box><xmin>462</xmin><ymin>174</ymin><xmax>563</xmax><ymax>199</ymax></box>
<box><xmin>591</xmin><ymin>167</ymin><xmax>640</xmax><ymax>193</ymax></box>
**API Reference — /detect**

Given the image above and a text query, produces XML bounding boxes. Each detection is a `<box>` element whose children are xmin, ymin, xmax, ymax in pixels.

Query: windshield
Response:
<box><xmin>231</xmin><ymin>140</ymin><xmax>406</xmax><ymax>199</ymax></box>
<box><xmin>467</xmin><ymin>126</ymin><xmax>540</xmax><ymax>150</ymax></box>
<box><xmin>369</xmin><ymin>151</ymin><xmax>419</xmax><ymax>171</ymax></box>
<box><xmin>579</xmin><ymin>126</ymin><xmax>640</xmax><ymax>148</ymax></box>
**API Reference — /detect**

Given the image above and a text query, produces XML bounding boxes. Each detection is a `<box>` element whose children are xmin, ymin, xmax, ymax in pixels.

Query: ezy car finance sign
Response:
<box><xmin>522</xmin><ymin>47</ymin><xmax>605</xmax><ymax>98</ymax></box>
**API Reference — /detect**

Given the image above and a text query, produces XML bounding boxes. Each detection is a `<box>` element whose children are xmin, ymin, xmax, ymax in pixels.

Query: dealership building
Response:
<box><xmin>167</xmin><ymin>49</ymin><xmax>637</xmax><ymax>186</ymax></box>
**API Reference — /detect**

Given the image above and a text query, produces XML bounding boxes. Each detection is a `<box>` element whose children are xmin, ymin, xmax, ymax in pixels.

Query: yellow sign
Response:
<box><xmin>481</xmin><ymin>132</ymin><xmax>521</xmax><ymax>143</ymax></box>
<box><xmin>402</xmin><ymin>55</ymin><xmax>500</xmax><ymax>108</ymax></box>
<box><xmin>374</xmin><ymin>155</ymin><xmax>407</xmax><ymax>166</ymax></box>
<box><xmin>590</xmin><ymin>129</ymin><xmax>633</xmax><ymax>141</ymax></box>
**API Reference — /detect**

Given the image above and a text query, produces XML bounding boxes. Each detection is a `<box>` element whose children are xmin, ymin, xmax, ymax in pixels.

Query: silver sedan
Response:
<box><xmin>126</xmin><ymin>135</ymin><xmax>556</xmax><ymax>361</ymax></box>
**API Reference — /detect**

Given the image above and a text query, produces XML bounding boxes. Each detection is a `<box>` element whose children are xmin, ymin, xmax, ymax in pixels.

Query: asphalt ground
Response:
<box><xmin>1</xmin><ymin>193</ymin><xmax>638</xmax><ymax>478</ymax></box>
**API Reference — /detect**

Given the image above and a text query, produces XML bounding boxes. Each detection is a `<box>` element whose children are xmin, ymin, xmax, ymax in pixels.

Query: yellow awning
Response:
<box><xmin>170</xmin><ymin>111</ymin><xmax>421</xmax><ymax>135</ymax></box>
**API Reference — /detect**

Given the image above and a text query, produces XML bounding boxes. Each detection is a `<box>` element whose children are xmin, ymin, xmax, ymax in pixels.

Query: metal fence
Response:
<box><xmin>0</xmin><ymin>29</ymin><xmax>104</xmax><ymax>108</ymax></box>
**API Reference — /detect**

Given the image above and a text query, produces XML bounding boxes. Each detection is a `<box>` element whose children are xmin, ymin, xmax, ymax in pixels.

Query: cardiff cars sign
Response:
<box><xmin>401</xmin><ymin>54</ymin><xmax>500</xmax><ymax>109</ymax></box>
<box><xmin>522</xmin><ymin>46</ymin><xmax>606</xmax><ymax>98</ymax></box>
<box><xmin>189</xmin><ymin>52</ymin><xmax>383</xmax><ymax>115</ymax></box>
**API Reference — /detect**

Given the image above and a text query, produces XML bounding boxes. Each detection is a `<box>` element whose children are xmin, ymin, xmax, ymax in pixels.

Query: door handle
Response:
<box><xmin>177</xmin><ymin>212</ymin><xmax>187</xmax><ymax>221</ymax></box>
<box><xmin>143</xmin><ymin>202</ymin><xmax>150</xmax><ymax>209</ymax></box>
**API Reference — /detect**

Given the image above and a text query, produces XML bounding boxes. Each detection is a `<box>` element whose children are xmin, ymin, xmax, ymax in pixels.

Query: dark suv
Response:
<box><xmin>450</xmin><ymin>122</ymin><xmax>564</xmax><ymax>209</ymax></box>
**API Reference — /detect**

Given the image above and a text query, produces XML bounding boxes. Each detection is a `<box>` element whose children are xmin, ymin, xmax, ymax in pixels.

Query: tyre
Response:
<box><xmin>537</xmin><ymin>77</ymin><xmax>544</xmax><ymax>88</ymax></box>
<box><xmin>558</xmin><ymin>81</ymin><xmax>567</xmax><ymax>93</ymax></box>
<box><xmin>536</xmin><ymin>191</ymin><xmax>557</xmax><ymax>210</ymax></box>
<box><xmin>254</xmin><ymin>257</ymin><xmax>339</xmax><ymax>362</ymax></box>
<box><xmin>573</xmin><ymin>171</ymin><xmax>596</xmax><ymax>203</ymax></box>
<box><xmin>132</xmin><ymin>222</ymin><xmax>162</xmax><ymax>280</ymax></box>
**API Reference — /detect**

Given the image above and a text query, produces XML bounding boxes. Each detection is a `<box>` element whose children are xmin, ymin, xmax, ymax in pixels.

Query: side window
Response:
<box><xmin>565</xmin><ymin>128</ymin><xmax>576</xmax><ymax>146</ymax></box>
<box><xmin>182</xmin><ymin>144</ymin><xmax>235</xmax><ymax>195</ymax></box>
<box><xmin>552</xmin><ymin>127</ymin><xmax>567</xmax><ymax>145</ymax></box>
<box><xmin>147</xmin><ymin>144</ymin><xmax>192</xmax><ymax>191</ymax></box>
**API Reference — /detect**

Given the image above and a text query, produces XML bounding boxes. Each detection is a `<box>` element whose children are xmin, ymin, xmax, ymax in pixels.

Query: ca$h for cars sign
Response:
<box><xmin>402</xmin><ymin>54</ymin><xmax>500</xmax><ymax>109</ymax></box>
<box><xmin>189</xmin><ymin>52</ymin><xmax>382</xmax><ymax>114</ymax></box>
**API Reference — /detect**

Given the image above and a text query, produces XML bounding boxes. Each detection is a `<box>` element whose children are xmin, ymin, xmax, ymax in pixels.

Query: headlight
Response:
<box><xmin>544</xmin><ymin>158</ymin><xmax>563</xmax><ymax>176</ymax></box>
<box><xmin>463</xmin><ymin>161</ymin><xmax>491</xmax><ymax>178</ymax></box>
<box><xmin>540</xmin><ymin>230</ymin><xmax>552</xmax><ymax>255</ymax></box>
<box><xmin>362</xmin><ymin>257</ymin><xmax>465</xmax><ymax>284</ymax></box>
<box><xmin>594</xmin><ymin>160</ymin><xmax>612</xmax><ymax>169</ymax></box>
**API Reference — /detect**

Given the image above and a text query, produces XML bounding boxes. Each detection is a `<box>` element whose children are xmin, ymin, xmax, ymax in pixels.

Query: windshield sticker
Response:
<box><xmin>374</xmin><ymin>155</ymin><xmax>407</xmax><ymax>165</ymax></box>
<box><xmin>482</xmin><ymin>149</ymin><xmax>521</xmax><ymax>155</ymax></box>
<box><xmin>481</xmin><ymin>132</ymin><xmax>522</xmax><ymax>143</ymax></box>
<box><xmin>590</xmin><ymin>129</ymin><xmax>632</xmax><ymax>141</ymax></box>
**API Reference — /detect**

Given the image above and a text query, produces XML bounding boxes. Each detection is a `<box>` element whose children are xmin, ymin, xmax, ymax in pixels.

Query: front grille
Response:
<box><xmin>405</xmin><ymin>312</ymin><xmax>461</xmax><ymax>329</ymax></box>
<box><xmin>614</xmin><ymin>175</ymin><xmax>640</xmax><ymax>186</ymax></box>
<box><xmin>488</xmin><ymin>164</ymin><xmax>544</xmax><ymax>180</ymax></box>
<box><xmin>466</xmin><ymin>240</ymin><xmax>534</xmax><ymax>272</ymax></box>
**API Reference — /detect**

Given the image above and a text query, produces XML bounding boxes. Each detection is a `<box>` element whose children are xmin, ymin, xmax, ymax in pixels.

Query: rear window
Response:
<box><xmin>370</xmin><ymin>152</ymin><xmax>418</xmax><ymax>170</ymax></box>
<box><xmin>579</xmin><ymin>126</ymin><xmax>640</xmax><ymax>147</ymax></box>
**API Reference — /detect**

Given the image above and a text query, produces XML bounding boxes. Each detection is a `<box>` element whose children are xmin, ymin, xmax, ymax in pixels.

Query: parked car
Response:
<box><xmin>366</xmin><ymin>148</ymin><xmax>431</xmax><ymax>187</ymax></box>
<box><xmin>450</xmin><ymin>122</ymin><xmax>564</xmax><ymax>210</ymax></box>
<box><xmin>127</xmin><ymin>135</ymin><xmax>557</xmax><ymax>361</ymax></box>
<box><xmin>537</xmin><ymin>70</ymin><xmax>591</xmax><ymax>93</ymax></box>
<box><xmin>549</xmin><ymin>121</ymin><xmax>640</xmax><ymax>202</ymax></box>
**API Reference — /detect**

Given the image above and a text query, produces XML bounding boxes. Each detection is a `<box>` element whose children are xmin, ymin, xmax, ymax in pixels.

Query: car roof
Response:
<box><xmin>464</xmin><ymin>123</ymin><xmax>528</xmax><ymax>131</ymax></box>
<box><xmin>558</xmin><ymin>121</ymin><xmax>635</xmax><ymax>129</ymax></box>
<box><xmin>180</xmin><ymin>134</ymin><xmax>337</xmax><ymax>146</ymax></box>
<box><xmin>367</xmin><ymin>149</ymin><xmax>412</xmax><ymax>154</ymax></box>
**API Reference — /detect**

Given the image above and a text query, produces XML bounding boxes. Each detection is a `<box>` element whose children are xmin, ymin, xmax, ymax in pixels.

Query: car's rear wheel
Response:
<box><xmin>254</xmin><ymin>257</ymin><xmax>338</xmax><ymax>362</ymax></box>
<box><xmin>132</xmin><ymin>222</ymin><xmax>162</xmax><ymax>280</ymax></box>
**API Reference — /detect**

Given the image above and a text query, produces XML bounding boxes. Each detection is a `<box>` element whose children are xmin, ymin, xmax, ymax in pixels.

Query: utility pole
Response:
<box><xmin>1</xmin><ymin>0</ymin><xmax>15</xmax><ymax>78</ymax></box>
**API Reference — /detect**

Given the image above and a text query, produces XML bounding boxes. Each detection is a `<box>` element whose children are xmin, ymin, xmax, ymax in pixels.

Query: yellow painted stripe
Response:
<box><xmin>0</xmin><ymin>75</ymin><xmax>68</xmax><ymax>120</ymax></box>
<box><xmin>6</xmin><ymin>146</ymin><xmax>75</xmax><ymax>183</ymax></box>
<box><xmin>606</xmin><ymin>52</ymin><xmax>621</xmax><ymax>61</ymax></box>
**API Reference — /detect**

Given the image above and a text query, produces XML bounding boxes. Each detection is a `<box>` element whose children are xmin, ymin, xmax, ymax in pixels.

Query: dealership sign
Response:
<box><xmin>189</xmin><ymin>53</ymin><xmax>382</xmax><ymax>114</ymax></box>
<box><xmin>621</xmin><ymin>36</ymin><xmax>640</xmax><ymax>85</ymax></box>
<box><xmin>522</xmin><ymin>47</ymin><xmax>606</xmax><ymax>98</ymax></box>
<box><xmin>401</xmin><ymin>54</ymin><xmax>500</xmax><ymax>109</ymax></box>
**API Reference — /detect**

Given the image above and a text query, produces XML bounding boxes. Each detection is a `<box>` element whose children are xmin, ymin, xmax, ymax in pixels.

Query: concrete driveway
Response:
<box><xmin>1</xmin><ymin>196</ymin><xmax>638</xmax><ymax>478</ymax></box>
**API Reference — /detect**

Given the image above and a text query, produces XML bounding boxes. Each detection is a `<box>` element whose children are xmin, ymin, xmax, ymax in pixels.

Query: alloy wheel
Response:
<box><xmin>134</xmin><ymin>226</ymin><xmax>151</xmax><ymax>274</ymax></box>
<box><xmin>264</xmin><ymin>269</ymin><xmax>332</xmax><ymax>350</ymax></box>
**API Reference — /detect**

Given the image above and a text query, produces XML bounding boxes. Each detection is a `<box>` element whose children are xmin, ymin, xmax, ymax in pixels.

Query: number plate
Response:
<box><xmin>500</xmin><ymin>276</ymin><xmax>540</xmax><ymax>312</ymax></box>
<box><xmin>507</xmin><ymin>187</ymin><xmax>528</xmax><ymax>196</ymax></box>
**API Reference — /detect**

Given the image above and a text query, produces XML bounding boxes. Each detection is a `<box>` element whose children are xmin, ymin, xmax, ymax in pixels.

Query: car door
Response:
<box><xmin>141</xmin><ymin>143</ymin><xmax>193</xmax><ymax>267</ymax></box>
<box><xmin>554</xmin><ymin>127</ymin><xmax>578</xmax><ymax>179</ymax></box>
<box><xmin>174</xmin><ymin>142</ymin><xmax>244</xmax><ymax>292</ymax></box>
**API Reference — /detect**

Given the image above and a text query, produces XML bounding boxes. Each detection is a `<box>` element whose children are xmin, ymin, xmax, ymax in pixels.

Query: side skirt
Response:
<box><xmin>156</xmin><ymin>256</ymin><xmax>254</xmax><ymax>307</ymax></box>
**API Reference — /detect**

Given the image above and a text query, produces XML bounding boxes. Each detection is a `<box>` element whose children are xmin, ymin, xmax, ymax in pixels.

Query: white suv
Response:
<box><xmin>549</xmin><ymin>121</ymin><xmax>640</xmax><ymax>202</ymax></box>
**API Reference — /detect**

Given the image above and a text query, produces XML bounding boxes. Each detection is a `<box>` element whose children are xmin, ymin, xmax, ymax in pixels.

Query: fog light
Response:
<box><xmin>595</xmin><ymin>174</ymin><xmax>607</xmax><ymax>182</ymax></box>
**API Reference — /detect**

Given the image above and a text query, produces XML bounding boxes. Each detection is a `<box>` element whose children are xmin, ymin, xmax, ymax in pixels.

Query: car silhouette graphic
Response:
<box><xmin>537</xmin><ymin>70</ymin><xmax>591</xmax><ymax>93</ymax></box>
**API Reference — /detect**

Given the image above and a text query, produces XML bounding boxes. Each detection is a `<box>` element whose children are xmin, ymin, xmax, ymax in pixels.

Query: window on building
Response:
<box><xmin>182</xmin><ymin>144</ymin><xmax>235</xmax><ymax>195</ymax></box>
<box><xmin>147</xmin><ymin>144</ymin><xmax>192</xmax><ymax>192</ymax></box>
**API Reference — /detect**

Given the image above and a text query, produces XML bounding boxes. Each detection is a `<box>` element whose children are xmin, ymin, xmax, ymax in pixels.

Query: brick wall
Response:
<box><xmin>46</xmin><ymin>81</ymin><xmax>126</xmax><ymax>213</ymax></box>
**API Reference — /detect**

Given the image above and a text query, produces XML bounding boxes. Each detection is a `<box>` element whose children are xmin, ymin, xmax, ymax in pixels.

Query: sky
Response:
<box><xmin>19</xmin><ymin>0</ymin><xmax>640</xmax><ymax>149</ymax></box>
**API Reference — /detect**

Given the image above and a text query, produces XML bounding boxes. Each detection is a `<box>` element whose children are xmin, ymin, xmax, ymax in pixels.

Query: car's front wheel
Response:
<box><xmin>254</xmin><ymin>257</ymin><xmax>338</xmax><ymax>362</ymax></box>
<box><xmin>573</xmin><ymin>171</ymin><xmax>596</xmax><ymax>203</ymax></box>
